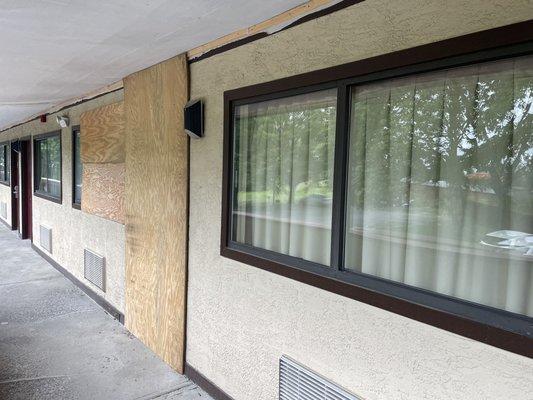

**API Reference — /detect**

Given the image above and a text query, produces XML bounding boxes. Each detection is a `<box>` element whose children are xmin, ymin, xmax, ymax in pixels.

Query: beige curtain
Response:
<box><xmin>345</xmin><ymin>56</ymin><xmax>533</xmax><ymax>316</ymax></box>
<box><xmin>232</xmin><ymin>89</ymin><xmax>337</xmax><ymax>265</ymax></box>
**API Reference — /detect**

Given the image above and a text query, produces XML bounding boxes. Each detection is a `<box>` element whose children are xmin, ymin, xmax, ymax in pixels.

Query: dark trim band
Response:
<box><xmin>32</xmin><ymin>243</ymin><xmax>124</xmax><ymax>324</ymax></box>
<box><xmin>221</xmin><ymin>21</ymin><xmax>533</xmax><ymax>358</ymax></box>
<box><xmin>189</xmin><ymin>0</ymin><xmax>365</xmax><ymax>63</ymax></box>
<box><xmin>184</xmin><ymin>363</ymin><xmax>234</xmax><ymax>400</ymax></box>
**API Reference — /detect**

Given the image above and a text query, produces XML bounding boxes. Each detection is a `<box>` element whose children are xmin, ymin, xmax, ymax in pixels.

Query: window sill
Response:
<box><xmin>72</xmin><ymin>202</ymin><xmax>81</xmax><ymax>210</ymax></box>
<box><xmin>220</xmin><ymin>243</ymin><xmax>533</xmax><ymax>358</ymax></box>
<box><xmin>0</xmin><ymin>180</ymin><xmax>10</xmax><ymax>187</ymax></box>
<box><xmin>34</xmin><ymin>191</ymin><xmax>62</xmax><ymax>204</ymax></box>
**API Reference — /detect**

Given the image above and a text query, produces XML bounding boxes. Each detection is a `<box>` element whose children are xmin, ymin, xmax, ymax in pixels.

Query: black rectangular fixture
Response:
<box><xmin>184</xmin><ymin>99</ymin><xmax>204</xmax><ymax>139</ymax></box>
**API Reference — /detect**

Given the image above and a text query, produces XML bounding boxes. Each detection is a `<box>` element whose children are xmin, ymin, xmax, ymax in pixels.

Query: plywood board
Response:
<box><xmin>81</xmin><ymin>163</ymin><xmax>125</xmax><ymax>224</ymax></box>
<box><xmin>124</xmin><ymin>54</ymin><xmax>188</xmax><ymax>373</ymax></box>
<box><xmin>80</xmin><ymin>101</ymin><xmax>125</xmax><ymax>164</ymax></box>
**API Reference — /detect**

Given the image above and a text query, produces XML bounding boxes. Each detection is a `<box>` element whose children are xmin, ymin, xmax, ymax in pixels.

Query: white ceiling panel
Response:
<box><xmin>0</xmin><ymin>0</ymin><xmax>308</xmax><ymax>130</ymax></box>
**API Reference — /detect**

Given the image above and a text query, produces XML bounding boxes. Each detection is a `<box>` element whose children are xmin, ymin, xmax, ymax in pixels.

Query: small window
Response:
<box><xmin>231</xmin><ymin>89</ymin><xmax>337</xmax><ymax>266</ymax></box>
<box><xmin>0</xmin><ymin>143</ymin><xmax>9</xmax><ymax>185</ymax></box>
<box><xmin>34</xmin><ymin>132</ymin><xmax>62</xmax><ymax>201</ymax></box>
<box><xmin>72</xmin><ymin>127</ymin><xmax>82</xmax><ymax>206</ymax></box>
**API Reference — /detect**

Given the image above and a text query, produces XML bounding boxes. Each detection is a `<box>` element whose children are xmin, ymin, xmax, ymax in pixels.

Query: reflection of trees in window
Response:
<box><xmin>348</xmin><ymin>60</ymin><xmax>532</xmax><ymax>240</ymax></box>
<box><xmin>35</xmin><ymin>135</ymin><xmax>61</xmax><ymax>198</ymax></box>
<box><xmin>234</xmin><ymin>91</ymin><xmax>336</xmax><ymax>208</ymax></box>
<box><xmin>0</xmin><ymin>145</ymin><xmax>6</xmax><ymax>182</ymax></box>
<box><xmin>232</xmin><ymin>90</ymin><xmax>337</xmax><ymax>265</ymax></box>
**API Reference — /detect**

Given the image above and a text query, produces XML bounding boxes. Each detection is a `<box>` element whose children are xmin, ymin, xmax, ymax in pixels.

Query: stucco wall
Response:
<box><xmin>0</xmin><ymin>90</ymin><xmax>126</xmax><ymax>312</ymax></box>
<box><xmin>0</xmin><ymin>184</ymin><xmax>10</xmax><ymax>226</ymax></box>
<box><xmin>187</xmin><ymin>1</ymin><xmax>533</xmax><ymax>399</ymax></box>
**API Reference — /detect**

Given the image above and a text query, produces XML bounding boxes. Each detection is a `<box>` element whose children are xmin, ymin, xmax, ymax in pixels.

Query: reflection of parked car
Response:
<box><xmin>481</xmin><ymin>230</ymin><xmax>533</xmax><ymax>256</ymax></box>
<box><xmin>298</xmin><ymin>194</ymin><xmax>332</xmax><ymax>206</ymax></box>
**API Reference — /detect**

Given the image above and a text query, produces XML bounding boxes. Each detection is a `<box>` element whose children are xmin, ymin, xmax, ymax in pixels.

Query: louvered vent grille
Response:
<box><xmin>0</xmin><ymin>202</ymin><xmax>6</xmax><ymax>219</ymax></box>
<box><xmin>279</xmin><ymin>356</ymin><xmax>360</xmax><ymax>400</ymax></box>
<box><xmin>84</xmin><ymin>249</ymin><xmax>106</xmax><ymax>291</ymax></box>
<box><xmin>39</xmin><ymin>225</ymin><xmax>52</xmax><ymax>253</ymax></box>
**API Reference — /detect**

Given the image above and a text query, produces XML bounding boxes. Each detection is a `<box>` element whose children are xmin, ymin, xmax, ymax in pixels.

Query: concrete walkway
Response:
<box><xmin>0</xmin><ymin>225</ymin><xmax>211</xmax><ymax>400</ymax></box>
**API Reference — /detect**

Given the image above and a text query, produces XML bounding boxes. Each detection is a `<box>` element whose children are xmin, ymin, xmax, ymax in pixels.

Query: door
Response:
<box><xmin>10</xmin><ymin>143</ymin><xmax>18</xmax><ymax>231</ymax></box>
<box><xmin>17</xmin><ymin>140</ymin><xmax>32</xmax><ymax>240</ymax></box>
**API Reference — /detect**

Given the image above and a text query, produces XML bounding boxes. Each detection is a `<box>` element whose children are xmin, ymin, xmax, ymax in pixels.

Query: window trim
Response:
<box><xmin>221</xmin><ymin>21</ymin><xmax>533</xmax><ymax>357</ymax></box>
<box><xmin>71</xmin><ymin>125</ymin><xmax>81</xmax><ymax>209</ymax></box>
<box><xmin>0</xmin><ymin>141</ymin><xmax>10</xmax><ymax>186</ymax></box>
<box><xmin>33</xmin><ymin>131</ymin><xmax>62</xmax><ymax>204</ymax></box>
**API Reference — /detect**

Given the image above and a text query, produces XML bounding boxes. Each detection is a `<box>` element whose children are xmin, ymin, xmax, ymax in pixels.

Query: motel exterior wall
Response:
<box><xmin>0</xmin><ymin>180</ymin><xmax>10</xmax><ymax>227</ymax></box>
<box><xmin>187</xmin><ymin>1</ymin><xmax>533</xmax><ymax>399</ymax></box>
<box><xmin>0</xmin><ymin>90</ymin><xmax>126</xmax><ymax>313</ymax></box>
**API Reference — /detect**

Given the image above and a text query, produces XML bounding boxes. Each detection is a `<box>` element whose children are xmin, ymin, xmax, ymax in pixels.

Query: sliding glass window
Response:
<box><xmin>345</xmin><ymin>56</ymin><xmax>533</xmax><ymax>316</ymax></box>
<box><xmin>225</xmin><ymin>51</ymin><xmax>533</xmax><ymax>341</ymax></box>
<box><xmin>0</xmin><ymin>143</ymin><xmax>9</xmax><ymax>185</ymax></box>
<box><xmin>34</xmin><ymin>133</ymin><xmax>62</xmax><ymax>201</ymax></box>
<box><xmin>231</xmin><ymin>89</ymin><xmax>337</xmax><ymax>265</ymax></box>
<box><xmin>72</xmin><ymin>127</ymin><xmax>82</xmax><ymax>206</ymax></box>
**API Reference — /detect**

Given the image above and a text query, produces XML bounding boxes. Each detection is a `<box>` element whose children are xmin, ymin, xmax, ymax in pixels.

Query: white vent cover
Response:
<box><xmin>0</xmin><ymin>202</ymin><xmax>6</xmax><ymax>219</ymax></box>
<box><xmin>84</xmin><ymin>249</ymin><xmax>106</xmax><ymax>291</ymax></box>
<box><xmin>280</xmin><ymin>356</ymin><xmax>361</xmax><ymax>400</ymax></box>
<box><xmin>39</xmin><ymin>225</ymin><xmax>52</xmax><ymax>253</ymax></box>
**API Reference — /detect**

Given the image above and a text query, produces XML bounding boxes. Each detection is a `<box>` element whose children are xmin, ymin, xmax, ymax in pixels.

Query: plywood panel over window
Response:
<box><xmin>80</xmin><ymin>101</ymin><xmax>125</xmax><ymax>164</ymax></box>
<box><xmin>81</xmin><ymin>163</ymin><xmax>125</xmax><ymax>223</ymax></box>
<box><xmin>123</xmin><ymin>54</ymin><xmax>188</xmax><ymax>373</ymax></box>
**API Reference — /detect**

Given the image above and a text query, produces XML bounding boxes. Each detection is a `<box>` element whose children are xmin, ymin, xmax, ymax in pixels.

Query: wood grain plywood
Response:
<box><xmin>80</xmin><ymin>101</ymin><xmax>125</xmax><ymax>164</ymax></box>
<box><xmin>124</xmin><ymin>54</ymin><xmax>188</xmax><ymax>373</ymax></box>
<box><xmin>81</xmin><ymin>163</ymin><xmax>125</xmax><ymax>224</ymax></box>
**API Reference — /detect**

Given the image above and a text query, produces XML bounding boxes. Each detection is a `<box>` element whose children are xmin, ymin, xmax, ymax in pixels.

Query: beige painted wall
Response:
<box><xmin>187</xmin><ymin>1</ymin><xmax>533</xmax><ymax>399</ymax></box>
<box><xmin>0</xmin><ymin>90</ymin><xmax>126</xmax><ymax>312</ymax></box>
<box><xmin>0</xmin><ymin>184</ymin><xmax>10</xmax><ymax>226</ymax></box>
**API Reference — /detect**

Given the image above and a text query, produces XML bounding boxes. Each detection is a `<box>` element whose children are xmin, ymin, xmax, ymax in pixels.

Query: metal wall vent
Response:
<box><xmin>39</xmin><ymin>225</ymin><xmax>52</xmax><ymax>253</ymax></box>
<box><xmin>280</xmin><ymin>356</ymin><xmax>361</xmax><ymax>400</ymax></box>
<box><xmin>84</xmin><ymin>249</ymin><xmax>106</xmax><ymax>291</ymax></box>
<box><xmin>0</xmin><ymin>202</ymin><xmax>6</xmax><ymax>219</ymax></box>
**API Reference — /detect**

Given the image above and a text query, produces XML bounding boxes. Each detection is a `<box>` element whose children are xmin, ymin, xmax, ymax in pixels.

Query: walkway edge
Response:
<box><xmin>31</xmin><ymin>243</ymin><xmax>125</xmax><ymax>324</ymax></box>
<box><xmin>184</xmin><ymin>363</ymin><xmax>234</xmax><ymax>400</ymax></box>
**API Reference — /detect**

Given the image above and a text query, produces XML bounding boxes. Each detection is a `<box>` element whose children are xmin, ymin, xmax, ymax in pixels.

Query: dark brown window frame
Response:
<box><xmin>33</xmin><ymin>131</ymin><xmax>62</xmax><ymax>204</ymax></box>
<box><xmin>71</xmin><ymin>125</ymin><xmax>81</xmax><ymax>210</ymax></box>
<box><xmin>0</xmin><ymin>141</ymin><xmax>10</xmax><ymax>186</ymax></box>
<box><xmin>221</xmin><ymin>21</ymin><xmax>533</xmax><ymax>358</ymax></box>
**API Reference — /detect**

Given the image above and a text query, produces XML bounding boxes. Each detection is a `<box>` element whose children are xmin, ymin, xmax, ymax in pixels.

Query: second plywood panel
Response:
<box><xmin>81</xmin><ymin>163</ymin><xmax>125</xmax><ymax>224</ymax></box>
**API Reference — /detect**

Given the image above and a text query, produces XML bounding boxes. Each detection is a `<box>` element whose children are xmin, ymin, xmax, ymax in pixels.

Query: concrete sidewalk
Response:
<box><xmin>0</xmin><ymin>225</ymin><xmax>211</xmax><ymax>400</ymax></box>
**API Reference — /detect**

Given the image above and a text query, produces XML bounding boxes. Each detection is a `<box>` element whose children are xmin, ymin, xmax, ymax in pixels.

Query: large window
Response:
<box><xmin>344</xmin><ymin>58</ymin><xmax>532</xmax><ymax>317</ymax></box>
<box><xmin>0</xmin><ymin>143</ymin><xmax>9</xmax><ymax>185</ymax></box>
<box><xmin>223</xmin><ymin>31</ymin><xmax>533</xmax><ymax>356</ymax></box>
<box><xmin>34</xmin><ymin>132</ymin><xmax>62</xmax><ymax>202</ymax></box>
<box><xmin>72</xmin><ymin>127</ymin><xmax>82</xmax><ymax>207</ymax></box>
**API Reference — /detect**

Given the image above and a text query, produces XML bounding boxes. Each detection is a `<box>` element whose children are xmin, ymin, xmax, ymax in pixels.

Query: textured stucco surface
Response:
<box><xmin>0</xmin><ymin>90</ymin><xmax>126</xmax><ymax>312</ymax></box>
<box><xmin>187</xmin><ymin>1</ymin><xmax>533</xmax><ymax>399</ymax></box>
<box><xmin>0</xmin><ymin>184</ymin><xmax>10</xmax><ymax>226</ymax></box>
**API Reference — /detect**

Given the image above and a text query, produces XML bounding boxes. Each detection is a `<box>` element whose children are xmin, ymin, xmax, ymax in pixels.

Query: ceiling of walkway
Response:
<box><xmin>0</xmin><ymin>0</ymin><xmax>311</xmax><ymax>130</ymax></box>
